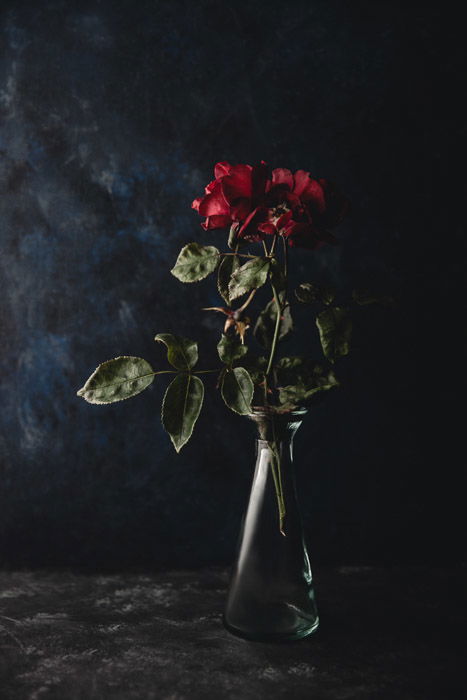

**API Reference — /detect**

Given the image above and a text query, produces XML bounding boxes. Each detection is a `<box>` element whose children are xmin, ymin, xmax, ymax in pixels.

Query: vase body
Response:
<box><xmin>224</xmin><ymin>408</ymin><xmax>319</xmax><ymax>642</ymax></box>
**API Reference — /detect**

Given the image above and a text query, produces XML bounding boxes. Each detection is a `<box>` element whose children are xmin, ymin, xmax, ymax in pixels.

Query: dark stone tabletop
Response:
<box><xmin>0</xmin><ymin>567</ymin><xmax>464</xmax><ymax>699</ymax></box>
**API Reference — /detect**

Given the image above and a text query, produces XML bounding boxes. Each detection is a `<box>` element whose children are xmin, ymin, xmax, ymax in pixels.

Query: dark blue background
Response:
<box><xmin>0</xmin><ymin>0</ymin><xmax>463</xmax><ymax>569</ymax></box>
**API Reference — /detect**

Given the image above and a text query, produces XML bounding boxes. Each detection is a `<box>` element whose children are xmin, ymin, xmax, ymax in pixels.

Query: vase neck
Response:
<box><xmin>248</xmin><ymin>408</ymin><xmax>307</xmax><ymax>443</ymax></box>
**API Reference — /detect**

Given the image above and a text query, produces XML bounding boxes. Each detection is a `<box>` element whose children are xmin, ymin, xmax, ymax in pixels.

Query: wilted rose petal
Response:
<box><xmin>191</xmin><ymin>161</ymin><xmax>348</xmax><ymax>248</ymax></box>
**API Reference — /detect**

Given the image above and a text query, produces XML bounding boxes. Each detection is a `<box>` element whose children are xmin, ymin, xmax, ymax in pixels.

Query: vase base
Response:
<box><xmin>222</xmin><ymin>615</ymin><xmax>319</xmax><ymax>643</ymax></box>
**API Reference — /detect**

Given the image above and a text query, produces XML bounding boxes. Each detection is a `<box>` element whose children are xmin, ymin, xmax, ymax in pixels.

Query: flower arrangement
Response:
<box><xmin>77</xmin><ymin>161</ymin><xmax>375</xmax><ymax>530</ymax></box>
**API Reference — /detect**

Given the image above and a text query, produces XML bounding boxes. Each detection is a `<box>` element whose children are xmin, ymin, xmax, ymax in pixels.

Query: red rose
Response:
<box><xmin>257</xmin><ymin>169</ymin><xmax>349</xmax><ymax>249</ymax></box>
<box><xmin>192</xmin><ymin>163</ymin><xmax>348</xmax><ymax>249</ymax></box>
<box><xmin>192</xmin><ymin>161</ymin><xmax>268</xmax><ymax>232</ymax></box>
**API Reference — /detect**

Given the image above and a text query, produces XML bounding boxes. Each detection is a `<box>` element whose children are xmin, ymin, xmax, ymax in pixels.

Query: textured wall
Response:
<box><xmin>0</xmin><ymin>0</ymin><xmax>462</xmax><ymax>569</ymax></box>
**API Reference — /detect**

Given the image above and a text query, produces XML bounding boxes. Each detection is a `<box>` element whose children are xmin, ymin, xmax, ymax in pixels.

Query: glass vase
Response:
<box><xmin>223</xmin><ymin>408</ymin><xmax>319</xmax><ymax>642</ymax></box>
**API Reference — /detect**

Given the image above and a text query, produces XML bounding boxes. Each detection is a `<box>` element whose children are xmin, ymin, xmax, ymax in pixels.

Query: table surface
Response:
<box><xmin>0</xmin><ymin>566</ymin><xmax>464</xmax><ymax>699</ymax></box>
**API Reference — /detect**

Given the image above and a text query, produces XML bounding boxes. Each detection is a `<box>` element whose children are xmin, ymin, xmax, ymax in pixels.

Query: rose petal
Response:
<box><xmin>238</xmin><ymin>206</ymin><xmax>268</xmax><ymax>241</ymax></box>
<box><xmin>198</xmin><ymin>193</ymin><xmax>230</xmax><ymax>217</ymax></box>
<box><xmin>192</xmin><ymin>197</ymin><xmax>203</xmax><ymax>211</ymax></box>
<box><xmin>214</xmin><ymin>161</ymin><xmax>231</xmax><ymax>179</ymax></box>
<box><xmin>300</xmin><ymin>178</ymin><xmax>326</xmax><ymax>213</ymax></box>
<box><xmin>258</xmin><ymin>222</ymin><xmax>277</xmax><ymax>235</ymax></box>
<box><xmin>282</xmin><ymin>221</ymin><xmax>307</xmax><ymax>238</ymax></box>
<box><xmin>251</xmin><ymin>161</ymin><xmax>269</xmax><ymax>202</ymax></box>
<box><xmin>284</xmin><ymin>191</ymin><xmax>301</xmax><ymax>210</ymax></box>
<box><xmin>293</xmin><ymin>170</ymin><xmax>312</xmax><ymax>197</ymax></box>
<box><xmin>221</xmin><ymin>164</ymin><xmax>253</xmax><ymax>203</ymax></box>
<box><xmin>205</xmin><ymin>178</ymin><xmax>218</xmax><ymax>194</ymax></box>
<box><xmin>202</xmin><ymin>214</ymin><xmax>232</xmax><ymax>230</ymax></box>
<box><xmin>272</xmin><ymin>168</ymin><xmax>294</xmax><ymax>190</ymax></box>
<box><xmin>198</xmin><ymin>180</ymin><xmax>230</xmax><ymax>217</ymax></box>
<box><xmin>265</xmin><ymin>183</ymin><xmax>290</xmax><ymax>207</ymax></box>
<box><xmin>275</xmin><ymin>210</ymin><xmax>293</xmax><ymax>230</ymax></box>
<box><xmin>230</xmin><ymin>199</ymin><xmax>254</xmax><ymax>222</ymax></box>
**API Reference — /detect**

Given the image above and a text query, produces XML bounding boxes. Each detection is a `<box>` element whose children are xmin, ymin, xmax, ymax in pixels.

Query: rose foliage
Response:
<box><xmin>78</xmin><ymin>157</ymin><xmax>392</xmax><ymax>519</ymax></box>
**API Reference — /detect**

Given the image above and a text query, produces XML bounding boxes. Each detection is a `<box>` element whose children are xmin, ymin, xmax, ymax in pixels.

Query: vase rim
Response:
<box><xmin>249</xmin><ymin>405</ymin><xmax>308</xmax><ymax>418</ymax></box>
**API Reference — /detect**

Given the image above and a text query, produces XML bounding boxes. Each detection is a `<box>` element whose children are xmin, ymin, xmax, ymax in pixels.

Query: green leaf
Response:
<box><xmin>254</xmin><ymin>292</ymin><xmax>293</xmax><ymax>349</ymax></box>
<box><xmin>276</xmin><ymin>361</ymin><xmax>339</xmax><ymax>406</ymax></box>
<box><xmin>269</xmin><ymin>258</ymin><xmax>286</xmax><ymax>294</ymax></box>
<box><xmin>77</xmin><ymin>356</ymin><xmax>155</xmax><ymax>404</ymax></box>
<box><xmin>278</xmin><ymin>378</ymin><xmax>339</xmax><ymax>406</ymax></box>
<box><xmin>228</xmin><ymin>257</ymin><xmax>270</xmax><ymax>301</ymax></box>
<box><xmin>170</xmin><ymin>242</ymin><xmax>220</xmax><ymax>282</ymax></box>
<box><xmin>316</xmin><ymin>307</ymin><xmax>352</xmax><ymax>363</ymax></box>
<box><xmin>275</xmin><ymin>356</ymin><xmax>311</xmax><ymax>386</ymax></box>
<box><xmin>243</xmin><ymin>355</ymin><xmax>267</xmax><ymax>385</ymax></box>
<box><xmin>217</xmin><ymin>333</ymin><xmax>248</xmax><ymax>365</ymax></box>
<box><xmin>217</xmin><ymin>254</ymin><xmax>241</xmax><ymax>305</ymax></box>
<box><xmin>154</xmin><ymin>333</ymin><xmax>198</xmax><ymax>371</ymax></box>
<box><xmin>161</xmin><ymin>374</ymin><xmax>204</xmax><ymax>452</ymax></box>
<box><xmin>221</xmin><ymin>367</ymin><xmax>254</xmax><ymax>415</ymax></box>
<box><xmin>295</xmin><ymin>282</ymin><xmax>336</xmax><ymax>305</ymax></box>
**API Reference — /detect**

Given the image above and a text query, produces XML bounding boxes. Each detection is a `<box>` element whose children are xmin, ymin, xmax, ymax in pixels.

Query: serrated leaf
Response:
<box><xmin>217</xmin><ymin>254</ymin><xmax>241</xmax><ymax>305</ymax></box>
<box><xmin>155</xmin><ymin>333</ymin><xmax>198</xmax><ymax>371</ymax></box>
<box><xmin>171</xmin><ymin>242</ymin><xmax>220</xmax><ymax>282</ymax></box>
<box><xmin>295</xmin><ymin>282</ymin><xmax>336</xmax><ymax>305</ymax></box>
<box><xmin>161</xmin><ymin>374</ymin><xmax>204</xmax><ymax>452</ymax></box>
<box><xmin>217</xmin><ymin>333</ymin><xmax>248</xmax><ymax>365</ymax></box>
<box><xmin>228</xmin><ymin>257</ymin><xmax>270</xmax><ymax>301</ymax></box>
<box><xmin>254</xmin><ymin>292</ymin><xmax>293</xmax><ymax>349</ymax></box>
<box><xmin>316</xmin><ymin>307</ymin><xmax>352</xmax><ymax>362</ymax></box>
<box><xmin>220</xmin><ymin>367</ymin><xmax>254</xmax><ymax>415</ymax></box>
<box><xmin>77</xmin><ymin>356</ymin><xmax>154</xmax><ymax>404</ymax></box>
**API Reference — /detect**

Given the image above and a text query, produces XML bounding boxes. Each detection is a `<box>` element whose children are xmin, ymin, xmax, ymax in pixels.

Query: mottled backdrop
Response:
<box><xmin>0</xmin><ymin>0</ymin><xmax>463</xmax><ymax>569</ymax></box>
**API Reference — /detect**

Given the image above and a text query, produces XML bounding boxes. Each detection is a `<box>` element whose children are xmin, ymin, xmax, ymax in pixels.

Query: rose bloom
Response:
<box><xmin>192</xmin><ymin>162</ymin><xmax>348</xmax><ymax>249</ymax></box>
<box><xmin>192</xmin><ymin>161</ymin><xmax>268</xmax><ymax>233</ymax></box>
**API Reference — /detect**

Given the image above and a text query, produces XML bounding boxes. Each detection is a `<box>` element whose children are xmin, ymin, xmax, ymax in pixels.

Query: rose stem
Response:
<box><xmin>220</xmin><ymin>253</ymin><xmax>256</xmax><ymax>259</ymax></box>
<box><xmin>265</xmin><ymin>281</ymin><xmax>282</xmax><ymax>378</ymax></box>
<box><xmin>281</xmin><ymin>234</ymin><xmax>289</xmax><ymax>298</ymax></box>
<box><xmin>269</xmin><ymin>233</ymin><xmax>278</xmax><ymax>256</ymax></box>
